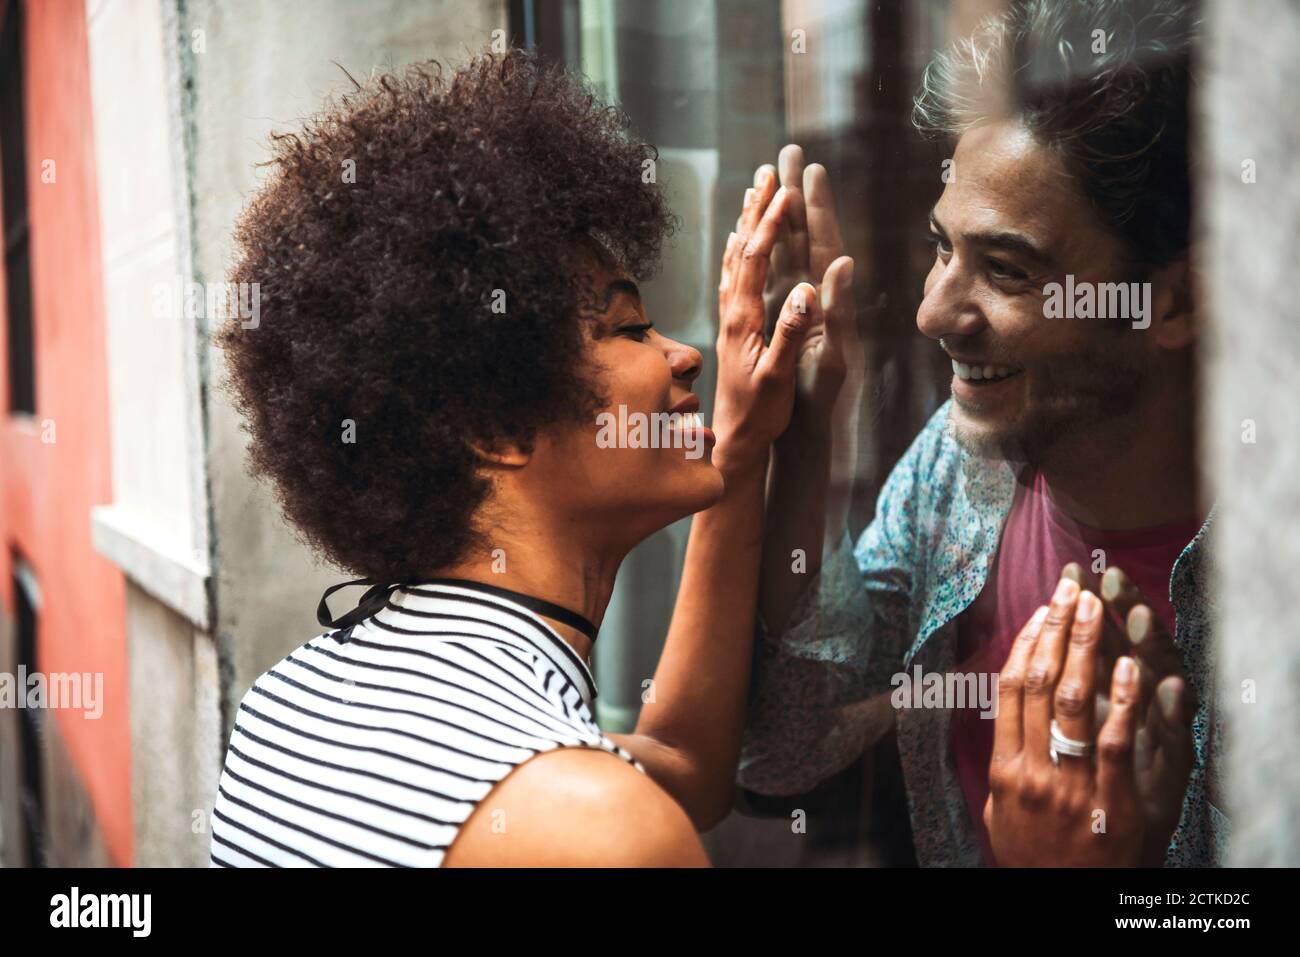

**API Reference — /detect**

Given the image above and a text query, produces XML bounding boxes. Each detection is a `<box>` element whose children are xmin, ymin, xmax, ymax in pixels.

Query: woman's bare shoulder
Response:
<box><xmin>442</xmin><ymin>746</ymin><xmax>709</xmax><ymax>868</ymax></box>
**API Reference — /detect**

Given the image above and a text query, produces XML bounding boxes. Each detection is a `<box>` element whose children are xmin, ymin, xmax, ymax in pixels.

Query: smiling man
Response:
<box><xmin>740</xmin><ymin>0</ymin><xmax>1220</xmax><ymax>867</ymax></box>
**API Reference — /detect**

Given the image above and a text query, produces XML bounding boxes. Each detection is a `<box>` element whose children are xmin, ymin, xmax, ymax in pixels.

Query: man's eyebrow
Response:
<box><xmin>929</xmin><ymin>206</ymin><xmax>1054</xmax><ymax>269</ymax></box>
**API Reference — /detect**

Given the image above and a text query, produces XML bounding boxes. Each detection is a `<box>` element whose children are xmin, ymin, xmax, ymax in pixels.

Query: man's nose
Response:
<box><xmin>916</xmin><ymin>263</ymin><xmax>986</xmax><ymax>341</ymax></box>
<box><xmin>666</xmin><ymin>339</ymin><xmax>703</xmax><ymax>382</ymax></box>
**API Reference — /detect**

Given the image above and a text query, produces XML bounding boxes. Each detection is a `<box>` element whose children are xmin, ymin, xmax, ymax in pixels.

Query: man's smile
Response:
<box><xmin>949</xmin><ymin>358</ymin><xmax>1022</xmax><ymax>383</ymax></box>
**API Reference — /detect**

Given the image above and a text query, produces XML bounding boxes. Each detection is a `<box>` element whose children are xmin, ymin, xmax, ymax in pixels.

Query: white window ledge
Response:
<box><xmin>91</xmin><ymin>505</ymin><xmax>210</xmax><ymax>629</ymax></box>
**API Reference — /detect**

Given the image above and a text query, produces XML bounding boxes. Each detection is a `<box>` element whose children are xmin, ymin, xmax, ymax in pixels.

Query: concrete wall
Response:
<box><xmin>126</xmin><ymin>580</ymin><xmax>219</xmax><ymax>866</ymax></box>
<box><xmin>1202</xmin><ymin>0</ymin><xmax>1300</xmax><ymax>866</ymax></box>
<box><xmin>83</xmin><ymin>0</ymin><xmax>217</xmax><ymax>867</ymax></box>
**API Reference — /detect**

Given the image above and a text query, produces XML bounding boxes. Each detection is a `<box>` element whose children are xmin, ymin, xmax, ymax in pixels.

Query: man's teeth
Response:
<box><xmin>951</xmin><ymin>359</ymin><xmax>1018</xmax><ymax>382</ymax></box>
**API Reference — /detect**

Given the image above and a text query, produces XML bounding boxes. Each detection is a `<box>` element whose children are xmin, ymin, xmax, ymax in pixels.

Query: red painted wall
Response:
<box><xmin>0</xmin><ymin>0</ymin><xmax>129</xmax><ymax>865</ymax></box>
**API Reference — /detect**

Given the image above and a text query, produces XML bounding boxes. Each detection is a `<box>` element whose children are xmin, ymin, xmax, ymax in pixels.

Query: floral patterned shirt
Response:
<box><xmin>739</xmin><ymin>400</ymin><xmax>1227</xmax><ymax>866</ymax></box>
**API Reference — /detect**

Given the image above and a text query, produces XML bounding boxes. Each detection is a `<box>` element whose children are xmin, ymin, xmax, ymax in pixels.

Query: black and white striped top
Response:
<box><xmin>208</xmin><ymin>578</ymin><xmax>642</xmax><ymax>867</ymax></box>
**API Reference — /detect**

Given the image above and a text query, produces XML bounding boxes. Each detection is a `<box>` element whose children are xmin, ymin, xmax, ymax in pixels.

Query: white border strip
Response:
<box><xmin>91</xmin><ymin>505</ymin><xmax>210</xmax><ymax>628</ymax></box>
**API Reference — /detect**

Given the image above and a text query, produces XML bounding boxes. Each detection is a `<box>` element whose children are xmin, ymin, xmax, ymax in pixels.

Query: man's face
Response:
<box><xmin>918</xmin><ymin>119</ymin><xmax>1154</xmax><ymax>463</ymax></box>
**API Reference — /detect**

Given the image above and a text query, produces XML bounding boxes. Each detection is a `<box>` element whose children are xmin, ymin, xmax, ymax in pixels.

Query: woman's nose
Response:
<box><xmin>665</xmin><ymin>338</ymin><xmax>703</xmax><ymax>382</ymax></box>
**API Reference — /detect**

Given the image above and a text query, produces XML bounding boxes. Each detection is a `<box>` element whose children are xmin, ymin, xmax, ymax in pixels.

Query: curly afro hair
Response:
<box><xmin>218</xmin><ymin>49</ymin><xmax>674</xmax><ymax>582</ymax></box>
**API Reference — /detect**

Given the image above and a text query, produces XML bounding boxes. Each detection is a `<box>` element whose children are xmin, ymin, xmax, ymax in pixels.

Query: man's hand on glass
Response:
<box><xmin>985</xmin><ymin>573</ymin><xmax>1195</xmax><ymax>866</ymax></box>
<box><xmin>752</xmin><ymin>144</ymin><xmax>859</xmax><ymax>438</ymax></box>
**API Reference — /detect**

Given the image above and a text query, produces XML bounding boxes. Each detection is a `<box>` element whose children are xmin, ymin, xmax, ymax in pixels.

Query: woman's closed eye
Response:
<box><xmin>619</xmin><ymin>322</ymin><xmax>654</xmax><ymax>342</ymax></box>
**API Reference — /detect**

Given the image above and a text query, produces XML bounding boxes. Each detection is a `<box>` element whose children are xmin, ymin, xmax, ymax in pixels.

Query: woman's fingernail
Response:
<box><xmin>1076</xmin><ymin>590</ymin><xmax>1099</xmax><ymax>621</ymax></box>
<box><xmin>1053</xmin><ymin>577</ymin><xmax>1079</xmax><ymax>603</ymax></box>
<box><xmin>1117</xmin><ymin>656</ymin><xmax>1136</xmax><ymax>682</ymax></box>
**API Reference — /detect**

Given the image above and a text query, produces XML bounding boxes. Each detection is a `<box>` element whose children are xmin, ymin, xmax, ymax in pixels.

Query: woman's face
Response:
<box><xmin>525</xmin><ymin>255</ymin><xmax>724</xmax><ymax>544</ymax></box>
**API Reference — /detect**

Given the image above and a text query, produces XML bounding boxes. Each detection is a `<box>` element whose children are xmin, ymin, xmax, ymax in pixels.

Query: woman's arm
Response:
<box><xmin>609</xmin><ymin>457</ymin><xmax>769</xmax><ymax>830</ymax></box>
<box><xmin>609</xmin><ymin>163</ymin><xmax>848</xmax><ymax>830</ymax></box>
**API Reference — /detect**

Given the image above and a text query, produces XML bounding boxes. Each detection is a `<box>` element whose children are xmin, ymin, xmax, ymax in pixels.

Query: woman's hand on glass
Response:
<box><xmin>712</xmin><ymin>169</ymin><xmax>816</xmax><ymax>476</ymax></box>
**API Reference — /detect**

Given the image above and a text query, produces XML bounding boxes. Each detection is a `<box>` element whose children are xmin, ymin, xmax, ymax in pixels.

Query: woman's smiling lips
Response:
<box><xmin>668</xmin><ymin>394</ymin><xmax>701</xmax><ymax>415</ymax></box>
<box><xmin>691</xmin><ymin>418</ymin><xmax>718</xmax><ymax>447</ymax></box>
<box><xmin>667</xmin><ymin>394</ymin><xmax>716</xmax><ymax>447</ymax></box>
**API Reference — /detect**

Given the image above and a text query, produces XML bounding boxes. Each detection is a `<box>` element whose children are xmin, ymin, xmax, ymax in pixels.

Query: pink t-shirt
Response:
<box><xmin>951</xmin><ymin>469</ymin><xmax>1201</xmax><ymax>865</ymax></box>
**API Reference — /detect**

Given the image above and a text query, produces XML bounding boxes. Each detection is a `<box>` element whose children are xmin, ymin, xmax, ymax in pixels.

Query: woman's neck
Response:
<box><xmin>430</xmin><ymin>520</ymin><xmax>629</xmax><ymax>663</ymax></box>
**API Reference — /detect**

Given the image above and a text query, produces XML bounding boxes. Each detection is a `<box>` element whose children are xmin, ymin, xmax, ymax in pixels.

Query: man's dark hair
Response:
<box><xmin>218</xmin><ymin>49</ymin><xmax>673</xmax><ymax>582</ymax></box>
<box><xmin>912</xmin><ymin>0</ymin><xmax>1195</xmax><ymax>270</ymax></box>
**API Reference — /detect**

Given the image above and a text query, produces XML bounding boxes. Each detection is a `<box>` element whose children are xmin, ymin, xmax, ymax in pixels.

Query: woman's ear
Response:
<box><xmin>1148</xmin><ymin>257</ymin><xmax>1196</xmax><ymax>350</ymax></box>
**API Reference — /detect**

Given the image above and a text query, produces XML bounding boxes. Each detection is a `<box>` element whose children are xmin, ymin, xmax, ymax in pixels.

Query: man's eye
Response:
<box><xmin>988</xmin><ymin>258</ymin><xmax>1027</xmax><ymax>281</ymax></box>
<box><xmin>927</xmin><ymin>233</ymin><xmax>952</xmax><ymax>256</ymax></box>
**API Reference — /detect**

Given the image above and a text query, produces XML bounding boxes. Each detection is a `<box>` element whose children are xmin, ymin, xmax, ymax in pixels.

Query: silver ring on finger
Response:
<box><xmin>1049</xmin><ymin>719</ymin><xmax>1094</xmax><ymax>766</ymax></box>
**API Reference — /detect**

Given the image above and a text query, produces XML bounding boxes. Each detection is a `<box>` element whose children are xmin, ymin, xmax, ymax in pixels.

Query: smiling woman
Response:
<box><xmin>208</xmin><ymin>47</ymin><xmax>826</xmax><ymax>867</ymax></box>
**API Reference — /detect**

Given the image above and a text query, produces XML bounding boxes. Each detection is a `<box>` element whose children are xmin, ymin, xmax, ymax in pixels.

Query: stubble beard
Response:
<box><xmin>947</xmin><ymin>338</ymin><xmax>1153</xmax><ymax>468</ymax></box>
